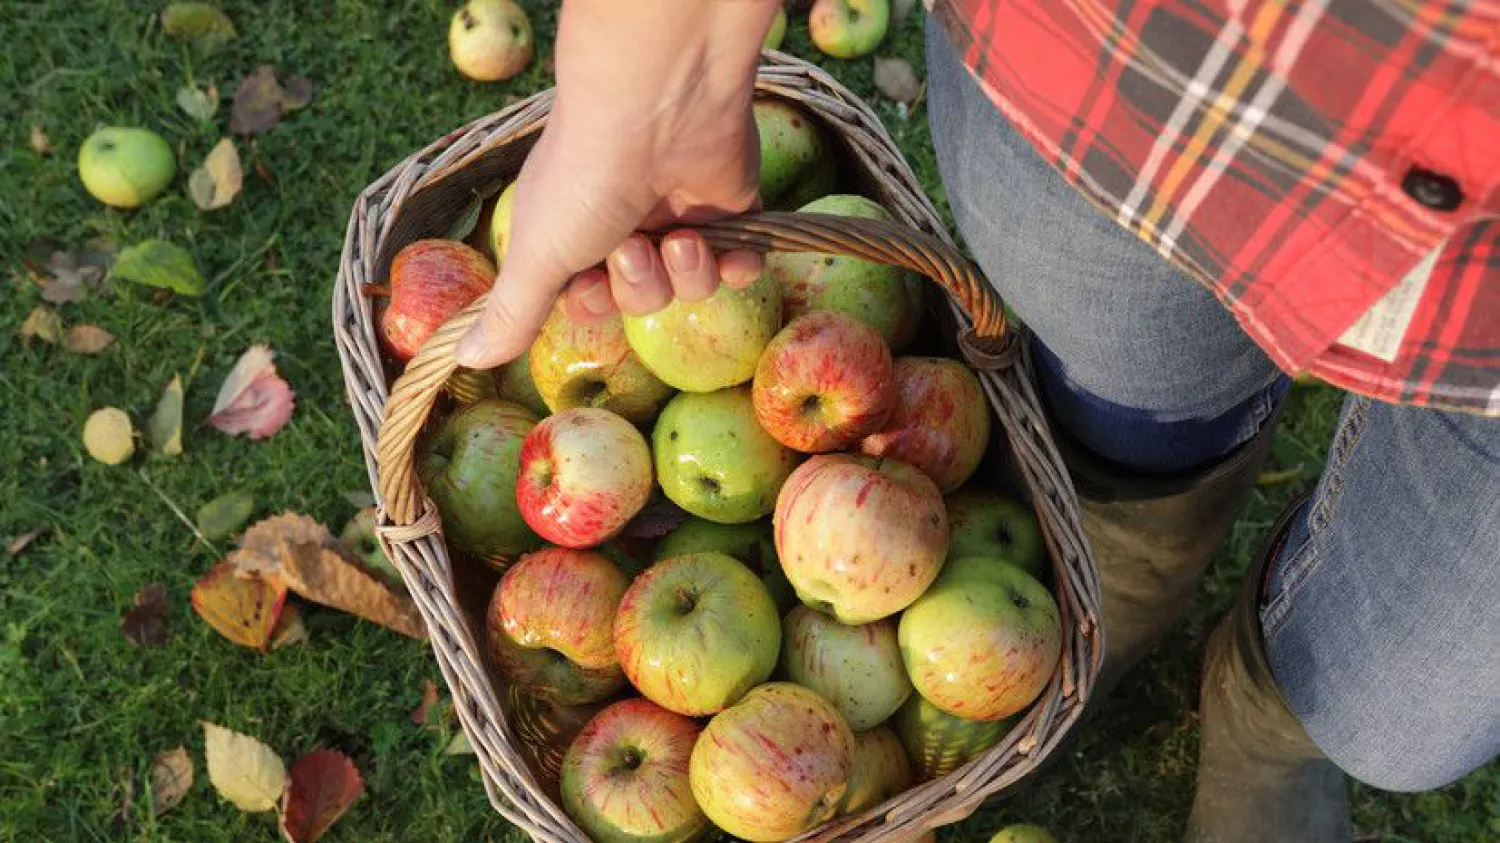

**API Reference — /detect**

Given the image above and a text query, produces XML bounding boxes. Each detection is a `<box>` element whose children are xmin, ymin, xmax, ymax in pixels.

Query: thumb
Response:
<box><xmin>452</xmin><ymin>250</ymin><xmax>565</xmax><ymax>369</ymax></box>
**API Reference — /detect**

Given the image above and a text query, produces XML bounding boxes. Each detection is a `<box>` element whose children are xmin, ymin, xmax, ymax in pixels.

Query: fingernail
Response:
<box><xmin>664</xmin><ymin>238</ymin><xmax>701</xmax><ymax>274</ymax></box>
<box><xmin>578</xmin><ymin>281</ymin><xmax>615</xmax><ymax>316</ymax></box>
<box><xmin>453</xmin><ymin>329</ymin><xmax>484</xmax><ymax>367</ymax></box>
<box><xmin>612</xmin><ymin>238</ymin><xmax>652</xmax><ymax>285</ymax></box>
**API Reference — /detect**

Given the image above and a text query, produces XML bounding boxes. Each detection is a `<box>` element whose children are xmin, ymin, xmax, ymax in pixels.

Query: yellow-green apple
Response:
<box><xmin>898</xmin><ymin>559</ymin><xmax>1061</xmax><ymax>720</ymax></box>
<box><xmin>517</xmin><ymin>408</ymin><xmax>653</xmax><ymax>549</ymax></box>
<box><xmin>488</xmin><ymin>547</ymin><xmax>628</xmax><ymax>705</ymax></box>
<box><xmin>613</xmin><ymin>552</ymin><xmax>780</xmax><ymax>716</ymax></box>
<box><xmin>774</xmin><ymin>454</ymin><xmax>947</xmax><ymax>623</ymax></box>
<box><xmin>766</xmin><ymin>195</ymin><xmax>924</xmax><ymax>349</ymax></box>
<box><xmin>489</xmin><ymin>181</ymin><xmax>516</xmax><ymax>264</ymax></box>
<box><xmin>946</xmin><ymin>489</ymin><xmax>1045</xmax><ymax>576</ymax></box>
<box><xmin>508</xmin><ymin>684</ymin><xmax>607</xmax><ymax>800</ymax></box>
<box><xmin>623</xmin><ymin>272</ymin><xmax>782</xmax><ymax>393</ymax></box>
<box><xmin>380</xmin><ymin>239</ymin><xmax>495</xmax><ymax>362</ymax></box>
<box><xmin>653</xmin><ymin>518</ymin><xmax>795</xmax><ymax>613</ymax></box>
<box><xmin>449</xmin><ymin>0</ymin><xmax>534</xmax><ymax>82</ymax></box>
<box><xmin>754</xmin><ymin>99</ymin><xmax>835</xmax><ymax>211</ymax></box>
<box><xmin>990</xmin><ymin>825</ymin><xmax>1059</xmax><ymax>843</ymax></box>
<box><xmin>781</xmin><ymin>606</ymin><xmax>911</xmax><ymax>730</ymax></box>
<box><xmin>753</xmin><ymin>311</ymin><xmax>895</xmax><ymax>453</ymax></box>
<box><xmin>530</xmin><ymin>298</ymin><xmax>675</xmax><ymax>425</ymax></box>
<box><xmin>777</xmin><ymin>153</ymin><xmax>839</xmax><ymax>210</ymax></box>
<box><xmin>496</xmin><ymin>353</ymin><xmax>550</xmax><ymax>417</ymax></box>
<box><xmin>763</xmin><ymin>6</ymin><xmax>788</xmax><ymax>50</ymax></box>
<box><xmin>893</xmin><ymin>693</ymin><xmax>1013</xmax><ymax>781</ymax></box>
<box><xmin>689</xmin><ymin>683</ymin><xmax>855</xmax><ymax>842</ymax></box>
<box><xmin>859</xmin><ymin>357</ymin><xmax>990</xmax><ymax>492</ymax></box>
<box><xmin>810</xmin><ymin>0</ymin><xmax>890</xmax><ymax>59</ymax></box>
<box><xmin>839</xmin><ymin>726</ymin><xmax>912</xmax><ymax>815</ymax></box>
<box><xmin>77</xmin><ymin>127</ymin><xmax>175</xmax><ymax>209</ymax></box>
<box><xmin>419</xmin><ymin>399</ymin><xmax>541</xmax><ymax>559</ymax></box>
<box><xmin>653</xmin><ymin>388</ymin><xmax>798</xmax><ymax>524</ymax></box>
<box><xmin>561</xmin><ymin>699</ymin><xmax>708</xmax><ymax>843</ymax></box>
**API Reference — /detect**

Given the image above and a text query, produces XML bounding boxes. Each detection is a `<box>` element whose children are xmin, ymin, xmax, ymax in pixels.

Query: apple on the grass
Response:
<box><xmin>488</xmin><ymin>547</ymin><xmax>628</xmax><ymax>706</ymax></box>
<box><xmin>774</xmin><ymin>454</ymin><xmax>947</xmax><ymax>624</ymax></box>
<box><xmin>529</xmin><ymin>298</ymin><xmax>675</xmax><ymax>425</ymax></box>
<box><xmin>839</xmin><ymin>726</ymin><xmax>912</xmax><ymax>815</ymax></box>
<box><xmin>990</xmin><ymin>825</ymin><xmax>1060</xmax><ymax>843</ymax></box>
<box><xmin>898</xmin><ymin>557</ymin><xmax>1062</xmax><ymax>721</ymax></box>
<box><xmin>449</xmin><ymin>0</ymin><xmax>534</xmax><ymax>82</ymax></box>
<box><xmin>781</xmin><ymin>606</ymin><xmax>911</xmax><ymax>731</ymax></box>
<box><xmin>614</xmin><ymin>552</ymin><xmax>780</xmax><ymax>716</ymax></box>
<box><xmin>517</xmin><ymin>408</ymin><xmax>653</xmax><ymax>549</ymax></box>
<box><xmin>418</xmin><ymin>399</ymin><xmax>540</xmax><ymax>559</ymax></box>
<box><xmin>78</xmin><ymin>127</ymin><xmax>175</xmax><ymax>209</ymax></box>
<box><xmin>380</xmin><ymin>239</ymin><xmax>495</xmax><ymax>362</ymax></box>
<box><xmin>689</xmin><ymin>683</ymin><xmax>855</xmax><ymax>842</ymax></box>
<box><xmin>946</xmin><ymin>488</ymin><xmax>1045</xmax><ymax>577</ymax></box>
<box><xmin>622</xmin><ymin>272</ymin><xmax>782</xmax><ymax>393</ymax></box>
<box><xmin>753</xmin><ymin>310</ymin><xmax>895</xmax><ymax>453</ymax></box>
<box><xmin>859</xmin><ymin>357</ymin><xmax>990</xmax><ymax>493</ymax></box>
<box><xmin>810</xmin><ymin>0</ymin><xmax>891</xmax><ymax>59</ymax></box>
<box><xmin>561</xmin><ymin>699</ymin><xmax>708</xmax><ymax>843</ymax></box>
<box><xmin>653</xmin><ymin>517</ymin><xmax>795</xmax><ymax>613</ymax></box>
<box><xmin>653</xmin><ymin>388</ymin><xmax>798</xmax><ymax>524</ymax></box>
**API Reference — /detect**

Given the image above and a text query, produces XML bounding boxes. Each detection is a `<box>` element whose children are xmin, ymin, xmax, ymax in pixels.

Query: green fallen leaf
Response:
<box><xmin>161</xmin><ymin>3</ymin><xmax>235</xmax><ymax>49</ymax></box>
<box><xmin>196</xmin><ymin>491</ymin><xmax>255</xmax><ymax>540</ymax></box>
<box><xmin>112</xmin><ymin>240</ymin><xmax>205</xmax><ymax>296</ymax></box>
<box><xmin>176</xmin><ymin>85</ymin><xmax>218</xmax><ymax>121</ymax></box>
<box><xmin>147</xmin><ymin>375</ymin><xmax>185</xmax><ymax>456</ymax></box>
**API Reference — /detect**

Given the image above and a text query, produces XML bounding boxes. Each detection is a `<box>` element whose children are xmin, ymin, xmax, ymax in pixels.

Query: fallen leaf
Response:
<box><xmin>147</xmin><ymin>375</ymin><xmax>185</xmax><ymax>456</ymax></box>
<box><xmin>411</xmin><ymin>680</ymin><xmax>439</xmax><ymax>726</ymax></box>
<box><xmin>188</xmin><ymin>138</ymin><xmax>243</xmax><ymax>211</ymax></box>
<box><xmin>874</xmin><ymin>57</ymin><xmax>923</xmax><ymax>105</ymax></box>
<box><xmin>279</xmin><ymin>76</ymin><xmax>314</xmax><ymax>111</ymax></box>
<box><xmin>176</xmin><ymin>84</ymin><xmax>219</xmax><ymax>120</ymax></box>
<box><xmin>622</xmin><ymin>497</ymin><xmax>690</xmax><ymax>539</ymax></box>
<box><xmin>270</xmin><ymin>602</ymin><xmax>308</xmax><ymax>649</ymax></box>
<box><xmin>197</xmin><ymin>490</ymin><xmax>255</xmax><ymax>540</ymax></box>
<box><xmin>191</xmin><ymin>561</ymin><xmax>287</xmax><ymax>650</ymax></box>
<box><xmin>29</xmin><ymin>125</ymin><xmax>53</xmax><ymax>156</ymax></box>
<box><xmin>150</xmin><ymin>747</ymin><xmax>194</xmax><ymax>816</ymax></box>
<box><xmin>238</xmin><ymin>512</ymin><xmax>330</xmax><ymax>563</ymax></box>
<box><xmin>202</xmin><ymin>722</ymin><xmax>287</xmax><ymax>812</ymax></box>
<box><xmin>122</xmin><ymin>583</ymin><xmax>170</xmax><ymax>648</ymax></box>
<box><xmin>277</xmin><ymin>750</ymin><xmax>363</xmax><ymax>843</ymax></box>
<box><xmin>42</xmin><ymin>250</ymin><xmax>107</xmax><ymax>304</ymax></box>
<box><xmin>207</xmin><ymin>345</ymin><xmax>295</xmax><ymax>439</ymax></box>
<box><xmin>277</xmin><ymin>542</ymin><xmax>425</xmax><ymax>639</ymax></box>
<box><xmin>340</xmin><ymin>490</ymin><xmax>377</xmax><ymax>509</ymax></box>
<box><xmin>230</xmin><ymin>65</ymin><xmax>312</xmax><ymax>135</ymax></box>
<box><xmin>443</xmin><ymin>731</ymin><xmax>473</xmax><ymax>756</ymax></box>
<box><xmin>64</xmin><ymin>324</ymin><xmax>116</xmax><ymax>354</ymax></box>
<box><xmin>112</xmin><ymin>240</ymin><xmax>205</xmax><ymax>296</ymax></box>
<box><xmin>19</xmin><ymin>306</ymin><xmax>61</xmax><ymax>344</ymax></box>
<box><xmin>83</xmin><ymin>407</ymin><xmax>136</xmax><ymax>465</ymax></box>
<box><xmin>161</xmin><ymin>3</ymin><xmax>235</xmax><ymax>48</ymax></box>
<box><xmin>444</xmin><ymin>197</ymin><xmax>484</xmax><ymax>242</ymax></box>
<box><xmin>7</xmin><ymin>530</ymin><xmax>42</xmax><ymax>556</ymax></box>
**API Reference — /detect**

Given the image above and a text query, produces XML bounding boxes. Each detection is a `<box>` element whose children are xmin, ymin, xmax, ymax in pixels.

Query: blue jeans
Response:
<box><xmin>927</xmin><ymin>20</ymin><xmax>1500</xmax><ymax>793</ymax></box>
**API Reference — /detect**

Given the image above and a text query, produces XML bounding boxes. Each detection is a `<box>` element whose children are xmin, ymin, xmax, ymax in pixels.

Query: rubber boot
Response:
<box><xmin>1062</xmin><ymin>400</ymin><xmax>1284</xmax><ymax>700</ymax></box>
<box><xmin>1186</xmin><ymin>502</ymin><xmax>1352</xmax><ymax>842</ymax></box>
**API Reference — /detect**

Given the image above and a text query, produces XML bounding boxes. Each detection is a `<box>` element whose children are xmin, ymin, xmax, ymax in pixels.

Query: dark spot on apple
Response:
<box><xmin>799</xmin><ymin>394</ymin><xmax>821</xmax><ymax>416</ymax></box>
<box><xmin>698</xmin><ymin>477</ymin><xmax>721</xmax><ymax>495</ymax></box>
<box><xmin>461</xmin><ymin>9</ymin><xmax>476</xmax><ymax>30</ymax></box>
<box><xmin>1009</xmin><ymin>590</ymin><xmax>1029</xmax><ymax>609</ymax></box>
<box><xmin>824</xmin><ymin>257</ymin><xmax>835</xmax><ymax>266</ymax></box>
<box><xmin>929</xmin><ymin>513</ymin><xmax>941</xmax><ymax>527</ymax></box>
<box><xmin>100</xmin><ymin>139</ymin><xmax>115</xmax><ymax>153</ymax></box>
<box><xmin>511</xmin><ymin>24</ymin><xmax>524</xmax><ymax>38</ymax></box>
<box><xmin>908</xmin><ymin>564</ymin><xmax>917</xmax><ymax>576</ymax></box>
<box><xmin>791</xmin><ymin>117</ymin><xmax>803</xmax><ymax>129</ymax></box>
<box><xmin>996</xmin><ymin>525</ymin><xmax>1013</xmax><ymax>546</ymax></box>
<box><xmin>668</xmin><ymin>430</ymin><xmax>678</xmax><ymax>441</ymax></box>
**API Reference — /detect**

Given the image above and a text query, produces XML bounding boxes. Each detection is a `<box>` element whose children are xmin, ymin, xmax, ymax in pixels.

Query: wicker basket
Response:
<box><xmin>333</xmin><ymin>52</ymin><xmax>1101</xmax><ymax>843</ymax></box>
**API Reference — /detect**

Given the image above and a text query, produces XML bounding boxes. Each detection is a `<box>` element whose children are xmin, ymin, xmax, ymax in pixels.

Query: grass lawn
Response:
<box><xmin>3</xmin><ymin>2</ymin><xmax>1496</xmax><ymax>841</ymax></box>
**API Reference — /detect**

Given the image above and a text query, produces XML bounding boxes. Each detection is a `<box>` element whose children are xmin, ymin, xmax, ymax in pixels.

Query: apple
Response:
<box><xmin>529</xmin><ymin>298</ymin><xmax>675</xmax><ymax>425</ymax></box>
<box><xmin>774</xmin><ymin>454</ymin><xmax>947</xmax><ymax>624</ymax></box>
<box><xmin>990</xmin><ymin>825</ymin><xmax>1059</xmax><ymax>843</ymax></box>
<box><xmin>839</xmin><ymin>726</ymin><xmax>912</xmax><ymax>815</ymax></box>
<box><xmin>517</xmin><ymin>408</ymin><xmax>653</xmax><ymax>549</ymax></box>
<box><xmin>77</xmin><ymin>127</ymin><xmax>175</xmax><ymax>209</ymax></box>
<box><xmin>689</xmin><ymin>683</ymin><xmax>855</xmax><ymax>842</ymax></box>
<box><xmin>449</xmin><ymin>0</ymin><xmax>534</xmax><ymax>82</ymax></box>
<box><xmin>893</xmin><ymin>693</ymin><xmax>1013</xmax><ymax>781</ymax></box>
<box><xmin>561</xmin><ymin>699</ymin><xmax>708</xmax><ymax>843</ymax></box>
<box><xmin>614</xmin><ymin>552</ymin><xmax>780</xmax><ymax>716</ymax></box>
<box><xmin>488</xmin><ymin>547</ymin><xmax>628</xmax><ymax>705</ymax></box>
<box><xmin>339</xmin><ymin>507</ymin><xmax>404</xmax><ymax>592</ymax></box>
<box><xmin>899</xmin><ymin>559</ymin><xmax>1061</xmax><ymax>721</ymax></box>
<box><xmin>766</xmin><ymin>195</ymin><xmax>924</xmax><ymax>350</ymax></box>
<box><xmin>946</xmin><ymin>489</ymin><xmax>1045</xmax><ymax>576</ymax></box>
<box><xmin>653</xmin><ymin>388</ymin><xmax>798</xmax><ymax>524</ymax></box>
<box><xmin>753</xmin><ymin>310</ymin><xmax>895</xmax><ymax>452</ymax></box>
<box><xmin>495</xmin><ymin>353</ymin><xmax>551</xmax><ymax>417</ymax></box>
<box><xmin>859</xmin><ymin>357</ymin><xmax>990</xmax><ymax>492</ymax></box>
<box><xmin>763</xmin><ymin>6</ymin><xmax>788</xmax><ymax>50</ymax></box>
<box><xmin>507</xmin><ymin>684</ymin><xmax>607</xmax><ymax>800</ymax></box>
<box><xmin>489</xmin><ymin>181</ymin><xmax>516</xmax><ymax>264</ymax></box>
<box><xmin>776</xmin><ymin>153</ymin><xmax>840</xmax><ymax>215</ymax></box>
<box><xmin>418</xmin><ymin>399</ymin><xmax>541</xmax><ymax>559</ymax></box>
<box><xmin>623</xmin><ymin>272</ymin><xmax>782</xmax><ymax>393</ymax></box>
<box><xmin>781</xmin><ymin>606</ymin><xmax>911</xmax><ymax>730</ymax></box>
<box><xmin>810</xmin><ymin>0</ymin><xmax>890</xmax><ymax>59</ymax></box>
<box><xmin>653</xmin><ymin>518</ymin><xmax>795</xmax><ymax>613</ymax></box>
<box><xmin>380</xmin><ymin>239</ymin><xmax>495</xmax><ymax>362</ymax></box>
<box><xmin>755</xmin><ymin>99</ymin><xmax>833</xmax><ymax>210</ymax></box>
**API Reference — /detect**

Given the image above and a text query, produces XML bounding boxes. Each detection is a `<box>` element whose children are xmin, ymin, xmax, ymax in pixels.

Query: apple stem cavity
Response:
<box><xmin>697</xmin><ymin>476</ymin><xmax>722</xmax><ymax>496</ymax></box>
<box><xmin>674</xmin><ymin>586</ymin><xmax>699</xmax><ymax>615</ymax></box>
<box><xmin>799</xmin><ymin>394</ymin><xmax>822</xmax><ymax>416</ymax></box>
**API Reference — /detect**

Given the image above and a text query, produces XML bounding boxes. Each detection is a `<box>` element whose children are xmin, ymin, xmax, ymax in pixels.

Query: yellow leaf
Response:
<box><xmin>19</xmin><ymin>306</ymin><xmax>61</xmax><ymax>344</ymax></box>
<box><xmin>29</xmin><ymin>125</ymin><xmax>54</xmax><ymax>156</ymax></box>
<box><xmin>191</xmin><ymin>560</ymin><xmax>287</xmax><ymax>650</ymax></box>
<box><xmin>147</xmin><ymin>375</ymin><xmax>185</xmax><ymax>456</ymax></box>
<box><xmin>151</xmin><ymin>747</ymin><xmax>194</xmax><ymax>816</ymax></box>
<box><xmin>188</xmin><ymin>138</ymin><xmax>243</xmax><ymax>211</ymax></box>
<box><xmin>202</xmin><ymin>722</ymin><xmax>287</xmax><ymax>812</ymax></box>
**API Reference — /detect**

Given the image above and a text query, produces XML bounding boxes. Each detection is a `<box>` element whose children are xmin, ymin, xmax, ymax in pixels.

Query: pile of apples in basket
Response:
<box><xmin>371</xmin><ymin>98</ymin><xmax>1062</xmax><ymax>843</ymax></box>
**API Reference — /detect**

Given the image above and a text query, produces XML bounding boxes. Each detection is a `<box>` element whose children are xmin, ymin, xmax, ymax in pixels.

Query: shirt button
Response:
<box><xmin>1402</xmin><ymin>167</ymin><xmax>1463</xmax><ymax>211</ymax></box>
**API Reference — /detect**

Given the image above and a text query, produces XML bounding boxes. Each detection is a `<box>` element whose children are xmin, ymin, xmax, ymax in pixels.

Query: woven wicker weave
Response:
<box><xmin>333</xmin><ymin>51</ymin><xmax>1101</xmax><ymax>843</ymax></box>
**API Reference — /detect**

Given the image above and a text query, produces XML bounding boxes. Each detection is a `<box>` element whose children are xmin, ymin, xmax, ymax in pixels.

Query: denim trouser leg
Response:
<box><xmin>926</xmin><ymin>18</ymin><xmax>1500</xmax><ymax>790</ymax></box>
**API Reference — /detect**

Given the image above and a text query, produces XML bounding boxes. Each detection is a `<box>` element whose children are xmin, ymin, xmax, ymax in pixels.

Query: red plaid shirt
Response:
<box><xmin>931</xmin><ymin>0</ymin><xmax>1500</xmax><ymax>415</ymax></box>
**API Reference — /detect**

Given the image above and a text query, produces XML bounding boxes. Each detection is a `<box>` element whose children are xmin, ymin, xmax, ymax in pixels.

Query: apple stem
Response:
<box><xmin>361</xmin><ymin>283</ymin><xmax>391</xmax><ymax>298</ymax></box>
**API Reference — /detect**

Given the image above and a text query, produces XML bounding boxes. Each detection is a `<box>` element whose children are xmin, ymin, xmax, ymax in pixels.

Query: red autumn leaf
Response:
<box><xmin>278</xmin><ymin>750</ymin><xmax>364</xmax><ymax>843</ymax></box>
<box><xmin>207</xmin><ymin>345</ymin><xmax>295</xmax><ymax>439</ymax></box>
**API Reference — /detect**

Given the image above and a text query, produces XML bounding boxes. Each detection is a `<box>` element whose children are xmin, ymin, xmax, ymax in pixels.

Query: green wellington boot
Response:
<box><xmin>1186</xmin><ymin>503</ymin><xmax>1351</xmax><ymax>842</ymax></box>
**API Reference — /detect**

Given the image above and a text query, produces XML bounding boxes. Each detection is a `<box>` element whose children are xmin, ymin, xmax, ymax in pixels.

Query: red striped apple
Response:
<box><xmin>517</xmin><ymin>408</ymin><xmax>653</xmax><ymax>549</ymax></box>
<box><xmin>774</xmin><ymin>454</ymin><xmax>947</xmax><ymax>624</ymax></box>
<box><xmin>689</xmin><ymin>683</ymin><xmax>855</xmax><ymax>842</ymax></box>
<box><xmin>839</xmin><ymin>726</ymin><xmax>912</xmax><ymax>815</ymax></box>
<box><xmin>529</xmin><ymin>298</ymin><xmax>674</xmax><ymax>425</ymax></box>
<box><xmin>753</xmin><ymin>311</ymin><xmax>896</xmax><ymax>453</ymax></box>
<box><xmin>380</xmin><ymin>239</ymin><xmax>494</xmax><ymax>362</ymax></box>
<box><xmin>488</xmin><ymin>547</ymin><xmax>628</xmax><ymax>705</ymax></box>
<box><xmin>859</xmin><ymin>357</ymin><xmax>990</xmax><ymax>492</ymax></box>
<box><xmin>560</xmin><ymin>699</ymin><xmax>708</xmax><ymax>843</ymax></box>
<box><xmin>781</xmin><ymin>606</ymin><xmax>911</xmax><ymax>731</ymax></box>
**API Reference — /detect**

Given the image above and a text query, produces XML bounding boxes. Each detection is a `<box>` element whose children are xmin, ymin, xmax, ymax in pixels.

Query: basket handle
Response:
<box><xmin>376</xmin><ymin>211</ymin><xmax>1010</xmax><ymax>527</ymax></box>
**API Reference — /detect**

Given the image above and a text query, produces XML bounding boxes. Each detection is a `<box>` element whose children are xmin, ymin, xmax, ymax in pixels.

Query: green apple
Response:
<box><xmin>495</xmin><ymin>352</ymin><xmax>550</xmax><ymax>417</ymax></box>
<box><xmin>77</xmin><ymin>127</ymin><xmax>175</xmax><ymax>209</ymax></box>
<box><xmin>777</xmin><ymin>153</ymin><xmax>839</xmax><ymax>210</ymax></box>
<box><xmin>990</xmin><ymin>825</ymin><xmax>1059</xmax><ymax>843</ymax></box>
<box><xmin>810</xmin><ymin>0</ymin><xmax>890</xmax><ymax>59</ymax></box>
<box><xmin>623</xmin><ymin>272</ymin><xmax>782</xmax><ymax>393</ymax></box>
<box><xmin>653</xmin><ymin>517</ymin><xmax>795</xmax><ymax>613</ymax></box>
<box><xmin>489</xmin><ymin>181</ymin><xmax>517</xmax><ymax>264</ymax></box>
<box><xmin>755</xmin><ymin>99</ymin><xmax>836</xmax><ymax>211</ymax></box>
<box><xmin>530</xmin><ymin>298</ymin><xmax>674</xmax><ymax>425</ymax></box>
<box><xmin>418</xmin><ymin>399</ymin><xmax>542</xmax><ymax>559</ymax></box>
<box><xmin>946</xmin><ymin>489</ymin><xmax>1045</xmax><ymax>576</ymax></box>
<box><xmin>763</xmin><ymin>6</ymin><xmax>788</xmax><ymax>50</ymax></box>
<box><xmin>894</xmin><ymin>693</ymin><xmax>1013</xmax><ymax>781</ymax></box>
<box><xmin>653</xmin><ymin>388</ymin><xmax>798</xmax><ymax>524</ymax></box>
<box><xmin>840</xmin><ymin>726</ymin><xmax>912</xmax><ymax>815</ymax></box>
<box><xmin>766</xmin><ymin>195</ymin><xmax>924</xmax><ymax>350</ymax></box>
<box><xmin>781</xmin><ymin>606</ymin><xmax>911</xmax><ymax>730</ymax></box>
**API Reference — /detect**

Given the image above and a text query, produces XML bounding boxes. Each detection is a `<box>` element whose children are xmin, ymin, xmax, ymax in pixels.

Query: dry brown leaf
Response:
<box><xmin>277</xmin><ymin>750</ymin><xmax>363</xmax><ymax>843</ymax></box>
<box><xmin>122</xmin><ymin>583</ymin><xmax>170</xmax><ymax>648</ymax></box>
<box><xmin>191</xmin><ymin>561</ymin><xmax>287</xmax><ymax>650</ymax></box>
<box><xmin>237</xmin><ymin>512</ymin><xmax>331</xmax><ymax>567</ymax></box>
<box><xmin>230</xmin><ymin>65</ymin><xmax>312</xmax><ymax>135</ymax></box>
<box><xmin>42</xmin><ymin>250</ymin><xmax>108</xmax><ymax>303</ymax></box>
<box><xmin>188</xmin><ymin>138</ymin><xmax>243</xmax><ymax>211</ymax></box>
<box><xmin>202</xmin><ymin>722</ymin><xmax>287</xmax><ymax>812</ymax></box>
<box><xmin>278</xmin><ymin>542</ymin><xmax>425</xmax><ymax>639</ymax></box>
<box><xmin>411</xmin><ymin>680</ymin><xmax>439</xmax><ymax>726</ymax></box>
<box><xmin>874</xmin><ymin>57</ymin><xmax>923</xmax><ymax>105</ymax></box>
<box><xmin>7</xmin><ymin>530</ymin><xmax>42</xmax><ymax>556</ymax></box>
<box><xmin>19</xmin><ymin>306</ymin><xmax>61</xmax><ymax>344</ymax></box>
<box><xmin>64</xmin><ymin>324</ymin><xmax>116</xmax><ymax>354</ymax></box>
<box><xmin>30</xmin><ymin>125</ymin><xmax>54</xmax><ymax>156</ymax></box>
<box><xmin>270</xmin><ymin>602</ymin><xmax>308</xmax><ymax>649</ymax></box>
<box><xmin>150</xmin><ymin>747</ymin><xmax>194</xmax><ymax>816</ymax></box>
